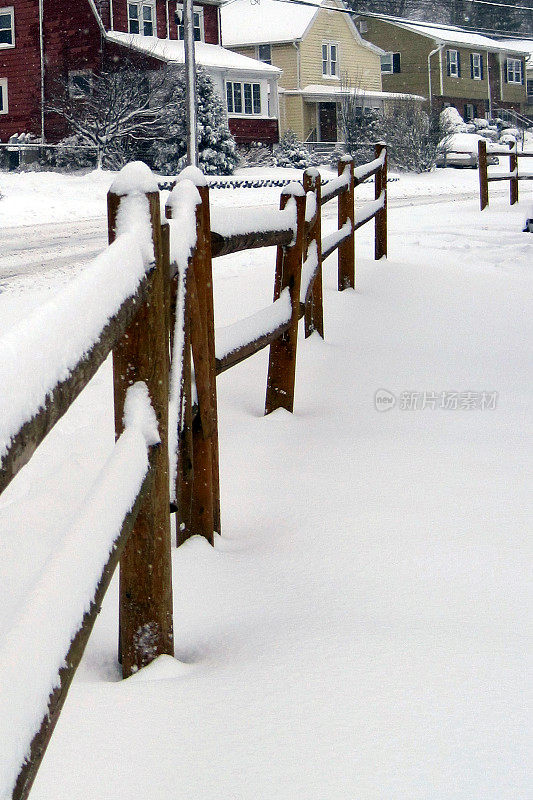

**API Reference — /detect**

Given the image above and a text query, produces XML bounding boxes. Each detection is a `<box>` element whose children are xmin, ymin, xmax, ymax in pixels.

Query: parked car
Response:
<box><xmin>436</xmin><ymin>133</ymin><xmax>499</xmax><ymax>168</ymax></box>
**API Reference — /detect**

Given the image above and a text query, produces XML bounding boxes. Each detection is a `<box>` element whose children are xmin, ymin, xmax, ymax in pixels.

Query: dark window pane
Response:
<box><xmin>253</xmin><ymin>84</ymin><xmax>261</xmax><ymax>114</ymax></box>
<box><xmin>233</xmin><ymin>83</ymin><xmax>242</xmax><ymax>113</ymax></box>
<box><xmin>226</xmin><ymin>82</ymin><xmax>233</xmax><ymax>112</ymax></box>
<box><xmin>244</xmin><ymin>83</ymin><xmax>252</xmax><ymax>114</ymax></box>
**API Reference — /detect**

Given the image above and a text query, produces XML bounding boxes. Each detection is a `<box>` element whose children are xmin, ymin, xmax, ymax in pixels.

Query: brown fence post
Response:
<box><xmin>338</xmin><ymin>157</ymin><xmax>355</xmax><ymax>289</ymax></box>
<box><xmin>375</xmin><ymin>143</ymin><xmax>387</xmax><ymax>260</ymax></box>
<box><xmin>509</xmin><ymin>141</ymin><xmax>519</xmax><ymax>206</ymax></box>
<box><xmin>108</xmin><ymin>169</ymin><xmax>173</xmax><ymax>678</ymax></box>
<box><xmin>479</xmin><ymin>139</ymin><xmax>489</xmax><ymax>211</ymax></box>
<box><xmin>303</xmin><ymin>168</ymin><xmax>323</xmax><ymax>339</ymax></box>
<box><xmin>265</xmin><ymin>186</ymin><xmax>306</xmax><ymax>415</ymax></box>
<box><xmin>165</xmin><ymin>201</ymin><xmax>194</xmax><ymax>546</ymax></box>
<box><xmin>198</xmin><ymin>183</ymin><xmax>221</xmax><ymax>538</ymax></box>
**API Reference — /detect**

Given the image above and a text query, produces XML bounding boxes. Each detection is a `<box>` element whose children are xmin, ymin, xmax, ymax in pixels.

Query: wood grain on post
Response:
<box><xmin>375</xmin><ymin>143</ymin><xmax>387</xmax><ymax>260</ymax></box>
<box><xmin>337</xmin><ymin>157</ymin><xmax>355</xmax><ymax>289</ymax></box>
<box><xmin>191</xmin><ymin>184</ymin><xmax>220</xmax><ymax>543</ymax></box>
<box><xmin>165</xmin><ymin>202</ymin><xmax>194</xmax><ymax>543</ymax></box>
<box><xmin>478</xmin><ymin>139</ymin><xmax>489</xmax><ymax>210</ymax></box>
<box><xmin>303</xmin><ymin>169</ymin><xmax>323</xmax><ymax>339</ymax></box>
<box><xmin>265</xmin><ymin>189</ymin><xmax>306</xmax><ymax>415</ymax></box>
<box><xmin>108</xmin><ymin>185</ymin><xmax>173</xmax><ymax>678</ymax></box>
<box><xmin>509</xmin><ymin>142</ymin><xmax>519</xmax><ymax>206</ymax></box>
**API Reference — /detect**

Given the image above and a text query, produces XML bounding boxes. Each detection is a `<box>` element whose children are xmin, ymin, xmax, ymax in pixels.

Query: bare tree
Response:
<box><xmin>46</xmin><ymin>63</ymin><xmax>181</xmax><ymax>168</ymax></box>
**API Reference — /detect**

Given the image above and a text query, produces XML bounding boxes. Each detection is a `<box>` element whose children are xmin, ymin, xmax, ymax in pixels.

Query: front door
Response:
<box><xmin>318</xmin><ymin>102</ymin><xmax>337</xmax><ymax>142</ymax></box>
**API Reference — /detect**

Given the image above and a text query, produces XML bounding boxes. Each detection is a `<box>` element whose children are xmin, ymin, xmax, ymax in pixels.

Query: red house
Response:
<box><xmin>0</xmin><ymin>0</ymin><xmax>280</xmax><ymax>145</ymax></box>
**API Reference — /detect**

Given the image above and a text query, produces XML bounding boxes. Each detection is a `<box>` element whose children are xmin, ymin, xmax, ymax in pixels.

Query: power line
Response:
<box><xmin>465</xmin><ymin>0</ymin><xmax>533</xmax><ymax>11</ymax></box>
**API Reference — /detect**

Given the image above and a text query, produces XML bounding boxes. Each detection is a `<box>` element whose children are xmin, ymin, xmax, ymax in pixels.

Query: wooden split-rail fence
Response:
<box><xmin>478</xmin><ymin>139</ymin><xmax>533</xmax><ymax>210</ymax></box>
<box><xmin>0</xmin><ymin>147</ymin><xmax>387</xmax><ymax>800</ymax></box>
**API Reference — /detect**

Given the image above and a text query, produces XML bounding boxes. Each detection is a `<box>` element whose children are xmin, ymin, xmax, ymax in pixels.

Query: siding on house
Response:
<box><xmin>0</xmin><ymin>1</ymin><xmax>42</xmax><ymax>139</ymax></box>
<box><xmin>364</xmin><ymin>19</ymin><xmax>436</xmax><ymax>99</ymax></box>
<box><xmin>299</xmin><ymin>7</ymin><xmax>381</xmax><ymax>91</ymax></box>
<box><xmin>363</xmin><ymin>16</ymin><xmax>527</xmax><ymax>113</ymax></box>
<box><xmin>233</xmin><ymin>43</ymin><xmax>299</xmax><ymax>89</ymax></box>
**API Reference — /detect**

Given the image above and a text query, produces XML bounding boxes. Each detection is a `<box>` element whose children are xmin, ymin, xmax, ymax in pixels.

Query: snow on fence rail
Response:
<box><xmin>478</xmin><ymin>139</ymin><xmax>533</xmax><ymax>211</ymax></box>
<box><xmin>0</xmin><ymin>147</ymin><xmax>387</xmax><ymax>800</ymax></box>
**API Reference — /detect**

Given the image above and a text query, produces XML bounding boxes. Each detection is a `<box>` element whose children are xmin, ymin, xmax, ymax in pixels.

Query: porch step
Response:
<box><xmin>303</xmin><ymin>141</ymin><xmax>345</xmax><ymax>158</ymax></box>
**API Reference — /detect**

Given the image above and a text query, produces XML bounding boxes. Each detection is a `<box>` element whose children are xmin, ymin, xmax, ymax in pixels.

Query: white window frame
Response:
<box><xmin>226</xmin><ymin>80</ymin><xmax>262</xmax><ymax>116</ymax></box>
<box><xmin>257</xmin><ymin>43</ymin><xmax>271</xmax><ymax>65</ymax></box>
<box><xmin>176</xmin><ymin>4</ymin><xmax>204</xmax><ymax>41</ymax></box>
<box><xmin>506</xmin><ymin>58</ymin><xmax>523</xmax><ymax>84</ymax></box>
<box><xmin>471</xmin><ymin>52</ymin><xmax>482</xmax><ymax>80</ymax></box>
<box><xmin>128</xmin><ymin>1</ymin><xmax>156</xmax><ymax>36</ymax></box>
<box><xmin>322</xmin><ymin>41</ymin><xmax>339</xmax><ymax>79</ymax></box>
<box><xmin>0</xmin><ymin>6</ymin><xmax>14</xmax><ymax>49</ymax></box>
<box><xmin>381</xmin><ymin>52</ymin><xmax>400</xmax><ymax>74</ymax></box>
<box><xmin>448</xmin><ymin>49</ymin><xmax>459</xmax><ymax>78</ymax></box>
<box><xmin>0</xmin><ymin>77</ymin><xmax>8</xmax><ymax>114</ymax></box>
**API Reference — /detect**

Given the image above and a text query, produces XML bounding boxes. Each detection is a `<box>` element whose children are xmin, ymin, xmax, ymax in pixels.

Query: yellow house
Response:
<box><xmin>221</xmin><ymin>0</ymin><xmax>411</xmax><ymax>143</ymax></box>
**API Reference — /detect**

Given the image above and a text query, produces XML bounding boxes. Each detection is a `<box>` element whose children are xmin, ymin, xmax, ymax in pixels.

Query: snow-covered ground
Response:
<box><xmin>0</xmin><ymin>165</ymin><xmax>531</xmax><ymax>800</ymax></box>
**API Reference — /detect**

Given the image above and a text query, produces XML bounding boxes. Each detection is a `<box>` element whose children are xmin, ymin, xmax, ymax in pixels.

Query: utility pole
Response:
<box><xmin>183</xmin><ymin>0</ymin><xmax>198</xmax><ymax>166</ymax></box>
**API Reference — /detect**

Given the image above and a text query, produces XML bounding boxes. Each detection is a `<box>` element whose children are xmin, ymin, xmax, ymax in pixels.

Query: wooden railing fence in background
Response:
<box><xmin>1</xmin><ymin>148</ymin><xmax>387</xmax><ymax>800</ymax></box>
<box><xmin>478</xmin><ymin>139</ymin><xmax>533</xmax><ymax>210</ymax></box>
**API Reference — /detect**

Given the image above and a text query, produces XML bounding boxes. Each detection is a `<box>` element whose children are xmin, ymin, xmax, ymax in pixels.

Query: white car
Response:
<box><xmin>436</xmin><ymin>133</ymin><xmax>499</xmax><ymax>168</ymax></box>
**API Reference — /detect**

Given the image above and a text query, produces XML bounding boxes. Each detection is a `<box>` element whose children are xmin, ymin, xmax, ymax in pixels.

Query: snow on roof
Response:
<box><xmin>497</xmin><ymin>39</ymin><xmax>533</xmax><ymax>59</ymax></box>
<box><xmin>297</xmin><ymin>84</ymin><xmax>425</xmax><ymax>102</ymax></box>
<box><xmin>106</xmin><ymin>31</ymin><xmax>281</xmax><ymax>74</ymax></box>
<box><xmin>362</xmin><ymin>13</ymin><xmax>531</xmax><ymax>55</ymax></box>
<box><xmin>221</xmin><ymin>0</ymin><xmax>326</xmax><ymax>46</ymax></box>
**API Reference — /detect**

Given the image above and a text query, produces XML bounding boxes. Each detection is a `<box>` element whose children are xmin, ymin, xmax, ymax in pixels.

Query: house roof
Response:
<box><xmin>291</xmin><ymin>84</ymin><xmax>425</xmax><ymax>102</ymax></box>
<box><xmin>359</xmin><ymin>12</ymin><xmax>531</xmax><ymax>56</ymax></box>
<box><xmin>220</xmin><ymin>0</ymin><xmax>372</xmax><ymax>48</ymax></box>
<box><xmin>106</xmin><ymin>31</ymin><xmax>281</xmax><ymax>75</ymax></box>
<box><xmin>221</xmin><ymin>0</ymin><xmax>319</xmax><ymax>46</ymax></box>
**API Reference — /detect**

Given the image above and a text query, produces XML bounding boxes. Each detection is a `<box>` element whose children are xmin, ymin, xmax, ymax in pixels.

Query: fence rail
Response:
<box><xmin>0</xmin><ymin>148</ymin><xmax>387</xmax><ymax>800</ymax></box>
<box><xmin>478</xmin><ymin>139</ymin><xmax>533</xmax><ymax>210</ymax></box>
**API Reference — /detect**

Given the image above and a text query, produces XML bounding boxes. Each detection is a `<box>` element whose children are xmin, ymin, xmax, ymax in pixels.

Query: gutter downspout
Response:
<box><xmin>427</xmin><ymin>43</ymin><xmax>444</xmax><ymax>113</ymax></box>
<box><xmin>39</xmin><ymin>0</ymin><xmax>45</xmax><ymax>141</ymax></box>
<box><xmin>292</xmin><ymin>41</ymin><xmax>301</xmax><ymax>89</ymax></box>
<box><xmin>166</xmin><ymin>0</ymin><xmax>170</xmax><ymax>38</ymax></box>
<box><xmin>86</xmin><ymin>0</ymin><xmax>107</xmax><ymax>36</ymax></box>
<box><xmin>487</xmin><ymin>52</ymin><xmax>492</xmax><ymax>118</ymax></box>
<box><xmin>110</xmin><ymin>0</ymin><xmax>114</xmax><ymax>30</ymax></box>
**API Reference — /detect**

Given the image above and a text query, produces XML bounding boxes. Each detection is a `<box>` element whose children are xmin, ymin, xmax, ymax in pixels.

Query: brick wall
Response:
<box><xmin>229</xmin><ymin>117</ymin><xmax>279</xmax><ymax>144</ymax></box>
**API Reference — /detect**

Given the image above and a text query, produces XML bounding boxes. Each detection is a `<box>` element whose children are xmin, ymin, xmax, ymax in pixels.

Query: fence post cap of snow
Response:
<box><xmin>304</xmin><ymin>167</ymin><xmax>320</xmax><ymax>179</ymax></box>
<box><xmin>109</xmin><ymin>161</ymin><xmax>159</xmax><ymax>197</ymax></box>
<box><xmin>281</xmin><ymin>181</ymin><xmax>305</xmax><ymax>197</ymax></box>
<box><xmin>166</xmin><ymin>178</ymin><xmax>202</xmax><ymax>217</ymax></box>
<box><xmin>175</xmin><ymin>165</ymin><xmax>208</xmax><ymax>188</ymax></box>
<box><xmin>339</xmin><ymin>154</ymin><xmax>353</xmax><ymax>163</ymax></box>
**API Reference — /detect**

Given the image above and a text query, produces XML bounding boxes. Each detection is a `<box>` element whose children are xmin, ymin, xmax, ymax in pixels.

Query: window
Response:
<box><xmin>128</xmin><ymin>2</ymin><xmax>155</xmax><ymax>36</ymax></box>
<box><xmin>68</xmin><ymin>71</ymin><xmax>92</xmax><ymax>98</ymax></box>
<box><xmin>176</xmin><ymin>4</ymin><xmax>203</xmax><ymax>41</ymax></box>
<box><xmin>257</xmin><ymin>43</ymin><xmax>271</xmax><ymax>65</ymax></box>
<box><xmin>226</xmin><ymin>81</ymin><xmax>261</xmax><ymax>115</ymax></box>
<box><xmin>471</xmin><ymin>52</ymin><xmax>483</xmax><ymax>80</ymax></box>
<box><xmin>357</xmin><ymin>20</ymin><xmax>367</xmax><ymax>33</ymax></box>
<box><xmin>527</xmin><ymin>78</ymin><xmax>533</xmax><ymax>98</ymax></box>
<box><xmin>381</xmin><ymin>52</ymin><xmax>400</xmax><ymax>73</ymax></box>
<box><xmin>322</xmin><ymin>42</ymin><xmax>338</xmax><ymax>77</ymax></box>
<box><xmin>447</xmin><ymin>49</ymin><xmax>460</xmax><ymax>78</ymax></box>
<box><xmin>0</xmin><ymin>7</ymin><xmax>14</xmax><ymax>47</ymax></box>
<box><xmin>506</xmin><ymin>58</ymin><xmax>523</xmax><ymax>84</ymax></box>
<box><xmin>464</xmin><ymin>102</ymin><xmax>476</xmax><ymax>121</ymax></box>
<box><xmin>0</xmin><ymin>77</ymin><xmax>7</xmax><ymax>114</ymax></box>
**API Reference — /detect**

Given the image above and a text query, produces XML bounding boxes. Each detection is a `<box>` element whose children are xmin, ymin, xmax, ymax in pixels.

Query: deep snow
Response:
<box><xmin>0</xmin><ymin>164</ymin><xmax>531</xmax><ymax>800</ymax></box>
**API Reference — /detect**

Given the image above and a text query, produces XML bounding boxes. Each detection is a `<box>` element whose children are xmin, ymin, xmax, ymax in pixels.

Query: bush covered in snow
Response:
<box><xmin>272</xmin><ymin>131</ymin><xmax>317</xmax><ymax>169</ymax></box>
<box><xmin>440</xmin><ymin>107</ymin><xmax>468</xmax><ymax>134</ymax></box>
<box><xmin>150</xmin><ymin>67</ymin><xmax>239</xmax><ymax>176</ymax></box>
<box><xmin>238</xmin><ymin>142</ymin><xmax>275</xmax><ymax>168</ymax></box>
